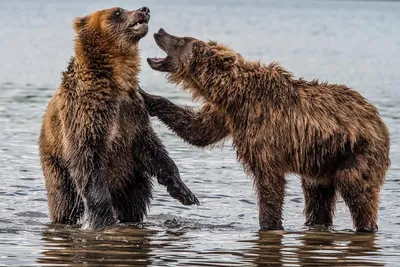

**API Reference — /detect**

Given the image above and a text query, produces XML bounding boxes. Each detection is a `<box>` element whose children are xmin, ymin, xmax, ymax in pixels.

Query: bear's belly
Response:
<box><xmin>105</xmin><ymin>146</ymin><xmax>136</xmax><ymax>190</ymax></box>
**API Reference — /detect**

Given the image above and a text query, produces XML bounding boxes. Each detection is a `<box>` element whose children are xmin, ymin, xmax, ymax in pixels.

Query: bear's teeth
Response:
<box><xmin>133</xmin><ymin>23</ymin><xmax>141</xmax><ymax>30</ymax></box>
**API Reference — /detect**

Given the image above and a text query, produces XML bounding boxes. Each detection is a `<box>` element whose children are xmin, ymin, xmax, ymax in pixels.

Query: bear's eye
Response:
<box><xmin>114</xmin><ymin>9</ymin><xmax>121</xmax><ymax>17</ymax></box>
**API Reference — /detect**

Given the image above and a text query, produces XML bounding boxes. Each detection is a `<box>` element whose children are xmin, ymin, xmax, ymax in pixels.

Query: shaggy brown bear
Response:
<box><xmin>141</xmin><ymin>28</ymin><xmax>391</xmax><ymax>232</ymax></box>
<box><xmin>39</xmin><ymin>10</ymin><xmax>199</xmax><ymax>230</ymax></box>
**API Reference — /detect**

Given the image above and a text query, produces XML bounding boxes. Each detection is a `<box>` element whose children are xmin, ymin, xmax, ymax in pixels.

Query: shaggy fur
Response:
<box><xmin>39</xmin><ymin>10</ymin><xmax>198</xmax><ymax>230</ymax></box>
<box><xmin>141</xmin><ymin>28</ymin><xmax>391</xmax><ymax>232</ymax></box>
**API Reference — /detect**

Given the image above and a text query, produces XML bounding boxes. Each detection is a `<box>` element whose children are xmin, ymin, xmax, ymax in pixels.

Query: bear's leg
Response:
<box><xmin>114</xmin><ymin>170</ymin><xmax>153</xmax><ymax>223</ymax></box>
<box><xmin>139</xmin><ymin>88</ymin><xmax>230</xmax><ymax>147</ymax></box>
<box><xmin>256</xmin><ymin>171</ymin><xmax>286</xmax><ymax>230</ymax></box>
<box><xmin>132</xmin><ymin>127</ymin><xmax>199</xmax><ymax>206</ymax></box>
<box><xmin>42</xmin><ymin>157</ymin><xmax>82</xmax><ymax>225</ymax></box>
<box><xmin>80</xmin><ymin>180</ymin><xmax>118</xmax><ymax>230</ymax></box>
<box><xmin>335</xmin><ymin>154</ymin><xmax>383</xmax><ymax>233</ymax></box>
<box><xmin>66</xmin><ymin>141</ymin><xmax>118</xmax><ymax>230</ymax></box>
<box><xmin>301</xmin><ymin>176</ymin><xmax>336</xmax><ymax>228</ymax></box>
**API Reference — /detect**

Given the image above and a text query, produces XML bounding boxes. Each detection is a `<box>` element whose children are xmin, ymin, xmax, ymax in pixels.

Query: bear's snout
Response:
<box><xmin>139</xmin><ymin>6</ymin><xmax>150</xmax><ymax>14</ymax></box>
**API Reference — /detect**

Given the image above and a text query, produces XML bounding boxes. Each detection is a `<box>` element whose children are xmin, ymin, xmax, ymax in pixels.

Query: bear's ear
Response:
<box><xmin>215</xmin><ymin>50</ymin><xmax>239</xmax><ymax>69</ymax></box>
<box><xmin>73</xmin><ymin>16</ymin><xmax>88</xmax><ymax>33</ymax></box>
<box><xmin>206</xmin><ymin>40</ymin><xmax>218</xmax><ymax>46</ymax></box>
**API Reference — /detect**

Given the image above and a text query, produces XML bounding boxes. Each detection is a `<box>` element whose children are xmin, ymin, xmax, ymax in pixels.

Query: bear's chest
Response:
<box><xmin>106</xmin><ymin>96</ymin><xmax>146</xmax><ymax>147</ymax></box>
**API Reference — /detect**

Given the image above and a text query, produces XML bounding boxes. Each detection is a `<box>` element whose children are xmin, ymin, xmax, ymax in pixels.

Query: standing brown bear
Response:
<box><xmin>140</xmin><ymin>28</ymin><xmax>391</xmax><ymax>232</ymax></box>
<box><xmin>39</xmin><ymin>10</ymin><xmax>199</xmax><ymax>230</ymax></box>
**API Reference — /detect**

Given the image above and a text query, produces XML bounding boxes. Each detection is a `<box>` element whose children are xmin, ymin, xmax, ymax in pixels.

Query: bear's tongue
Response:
<box><xmin>149</xmin><ymin>57</ymin><xmax>165</xmax><ymax>63</ymax></box>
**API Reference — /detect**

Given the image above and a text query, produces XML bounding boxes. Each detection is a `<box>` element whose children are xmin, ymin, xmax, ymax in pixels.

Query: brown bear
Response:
<box><xmin>140</xmin><ymin>28</ymin><xmax>391</xmax><ymax>232</ymax></box>
<box><xmin>38</xmin><ymin>10</ymin><xmax>199</xmax><ymax>230</ymax></box>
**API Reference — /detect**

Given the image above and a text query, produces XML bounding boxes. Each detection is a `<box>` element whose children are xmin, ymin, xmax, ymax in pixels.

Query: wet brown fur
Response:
<box><xmin>38</xmin><ymin>8</ymin><xmax>198</xmax><ymax>230</ymax></box>
<box><xmin>142</xmin><ymin>36</ymin><xmax>391</xmax><ymax>232</ymax></box>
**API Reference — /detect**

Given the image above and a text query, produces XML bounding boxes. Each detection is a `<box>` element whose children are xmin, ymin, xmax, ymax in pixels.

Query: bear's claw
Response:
<box><xmin>167</xmin><ymin>181</ymin><xmax>200</xmax><ymax>206</ymax></box>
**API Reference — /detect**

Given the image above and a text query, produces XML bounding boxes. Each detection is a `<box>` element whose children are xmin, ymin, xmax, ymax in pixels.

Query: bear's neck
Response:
<box><xmin>179</xmin><ymin>56</ymin><xmax>299</xmax><ymax>126</ymax></box>
<box><xmin>184</xmin><ymin>54</ymin><xmax>248</xmax><ymax>113</ymax></box>
<box><xmin>74</xmin><ymin>37</ymin><xmax>140</xmax><ymax>92</ymax></box>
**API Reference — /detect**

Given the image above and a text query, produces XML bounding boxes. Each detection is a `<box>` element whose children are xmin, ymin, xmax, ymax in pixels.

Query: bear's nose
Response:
<box><xmin>140</xmin><ymin>7</ymin><xmax>150</xmax><ymax>14</ymax></box>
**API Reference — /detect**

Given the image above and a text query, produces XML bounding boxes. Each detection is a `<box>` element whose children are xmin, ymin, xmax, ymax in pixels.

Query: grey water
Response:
<box><xmin>0</xmin><ymin>0</ymin><xmax>399</xmax><ymax>266</ymax></box>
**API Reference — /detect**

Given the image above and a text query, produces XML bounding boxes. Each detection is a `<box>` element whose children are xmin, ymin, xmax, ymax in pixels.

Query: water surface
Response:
<box><xmin>0</xmin><ymin>0</ymin><xmax>399</xmax><ymax>266</ymax></box>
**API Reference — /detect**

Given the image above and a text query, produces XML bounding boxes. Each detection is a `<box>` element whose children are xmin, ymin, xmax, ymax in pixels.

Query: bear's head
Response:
<box><xmin>73</xmin><ymin>6</ymin><xmax>150</xmax><ymax>50</ymax></box>
<box><xmin>147</xmin><ymin>28</ymin><xmax>240</xmax><ymax>73</ymax></box>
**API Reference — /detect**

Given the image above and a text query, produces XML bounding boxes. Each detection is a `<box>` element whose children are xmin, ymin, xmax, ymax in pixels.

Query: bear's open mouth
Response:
<box><xmin>147</xmin><ymin>29</ymin><xmax>175</xmax><ymax>70</ymax></box>
<box><xmin>147</xmin><ymin>56</ymin><xmax>170</xmax><ymax>67</ymax></box>
<box><xmin>129</xmin><ymin>19</ymin><xmax>146</xmax><ymax>30</ymax></box>
<box><xmin>147</xmin><ymin>29</ymin><xmax>170</xmax><ymax>66</ymax></box>
<box><xmin>148</xmin><ymin>57</ymin><xmax>165</xmax><ymax>64</ymax></box>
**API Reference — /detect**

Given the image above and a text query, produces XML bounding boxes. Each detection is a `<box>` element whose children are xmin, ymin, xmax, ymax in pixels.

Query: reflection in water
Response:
<box><xmin>245</xmin><ymin>230</ymin><xmax>383</xmax><ymax>267</ymax></box>
<box><xmin>0</xmin><ymin>0</ymin><xmax>399</xmax><ymax>265</ymax></box>
<box><xmin>37</xmin><ymin>224</ymin><xmax>157</xmax><ymax>266</ymax></box>
<box><xmin>295</xmin><ymin>231</ymin><xmax>382</xmax><ymax>267</ymax></box>
<box><xmin>13</xmin><ymin>223</ymin><xmax>389</xmax><ymax>267</ymax></box>
<box><xmin>246</xmin><ymin>230</ymin><xmax>285</xmax><ymax>267</ymax></box>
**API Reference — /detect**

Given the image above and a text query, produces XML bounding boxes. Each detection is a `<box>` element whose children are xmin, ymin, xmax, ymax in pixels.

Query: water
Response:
<box><xmin>0</xmin><ymin>0</ymin><xmax>399</xmax><ymax>266</ymax></box>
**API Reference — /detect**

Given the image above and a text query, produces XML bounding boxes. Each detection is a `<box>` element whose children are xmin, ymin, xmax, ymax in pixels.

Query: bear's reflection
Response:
<box><xmin>248</xmin><ymin>230</ymin><xmax>285</xmax><ymax>267</ymax></box>
<box><xmin>37</xmin><ymin>224</ymin><xmax>156</xmax><ymax>266</ymax></box>
<box><xmin>37</xmin><ymin>224</ymin><xmax>385</xmax><ymax>267</ymax></box>
<box><xmin>296</xmin><ymin>230</ymin><xmax>383</xmax><ymax>267</ymax></box>
<box><xmin>246</xmin><ymin>230</ymin><xmax>383</xmax><ymax>267</ymax></box>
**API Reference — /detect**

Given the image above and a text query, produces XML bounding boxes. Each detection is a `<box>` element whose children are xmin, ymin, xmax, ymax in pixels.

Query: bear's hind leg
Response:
<box><xmin>42</xmin><ymin>156</ymin><xmax>82</xmax><ymax>225</ymax></box>
<box><xmin>256</xmin><ymin>170</ymin><xmax>286</xmax><ymax>230</ymax></box>
<box><xmin>301</xmin><ymin>176</ymin><xmax>336</xmax><ymax>228</ymax></box>
<box><xmin>114</xmin><ymin>171</ymin><xmax>153</xmax><ymax>223</ymax></box>
<box><xmin>335</xmin><ymin>154</ymin><xmax>384</xmax><ymax>233</ymax></box>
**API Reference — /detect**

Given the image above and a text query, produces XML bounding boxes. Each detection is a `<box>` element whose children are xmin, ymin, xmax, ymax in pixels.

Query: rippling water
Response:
<box><xmin>0</xmin><ymin>0</ymin><xmax>399</xmax><ymax>266</ymax></box>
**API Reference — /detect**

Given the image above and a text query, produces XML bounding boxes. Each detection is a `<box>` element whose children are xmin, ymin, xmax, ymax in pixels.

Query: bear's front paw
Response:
<box><xmin>166</xmin><ymin>180</ymin><xmax>200</xmax><ymax>206</ymax></box>
<box><xmin>138</xmin><ymin>87</ymin><xmax>161</xmax><ymax>116</ymax></box>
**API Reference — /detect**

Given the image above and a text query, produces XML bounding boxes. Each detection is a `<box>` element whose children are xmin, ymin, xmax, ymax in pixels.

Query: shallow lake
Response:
<box><xmin>0</xmin><ymin>0</ymin><xmax>399</xmax><ymax>266</ymax></box>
